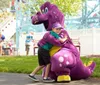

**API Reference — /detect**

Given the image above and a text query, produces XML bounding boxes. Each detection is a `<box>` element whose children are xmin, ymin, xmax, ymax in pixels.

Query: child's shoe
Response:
<box><xmin>43</xmin><ymin>78</ymin><xmax>55</xmax><ymax>83</ymax></box>
<box><xmin>29</xmin><ymin>74</ymin><xmax>39</xmax><ymax>82</ymax></box>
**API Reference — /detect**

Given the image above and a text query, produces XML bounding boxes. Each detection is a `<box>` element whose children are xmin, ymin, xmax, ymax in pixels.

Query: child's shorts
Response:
<box><xmin>38</xmin><ymin>47</ymin><xmax>50</xmax><ymax>66</ymax></box>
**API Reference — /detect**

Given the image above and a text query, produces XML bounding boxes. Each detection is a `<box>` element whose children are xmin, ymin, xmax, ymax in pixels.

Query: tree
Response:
<box><xmin>0</xmin><ymin>0</ymin><xmax>11</xmax><ymax>11</ymax></box>
<box><xmin>30</xmin><ymin>0</ymin><xmax>83</xmax><ymax>16</ymax></box>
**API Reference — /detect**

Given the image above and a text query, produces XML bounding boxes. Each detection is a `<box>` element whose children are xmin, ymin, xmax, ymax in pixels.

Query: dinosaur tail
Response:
<box><xmin>87</xmin><ymin>61</ymin><xmax>96</xmax><ymax>73</ymax></box>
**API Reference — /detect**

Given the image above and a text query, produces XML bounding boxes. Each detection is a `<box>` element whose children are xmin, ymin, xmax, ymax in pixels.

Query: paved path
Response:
<box><xmin>0</xmin><ymin>73</ymin><xmax>100</xmax><ymax>85</ymax></box>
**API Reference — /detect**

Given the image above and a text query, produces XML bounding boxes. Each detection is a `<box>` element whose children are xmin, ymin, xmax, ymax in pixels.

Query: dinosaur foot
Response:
<box><xmin>57</xmin><ymin>75</ymin><xmax>71</xmax><ymax>82</ymax></box>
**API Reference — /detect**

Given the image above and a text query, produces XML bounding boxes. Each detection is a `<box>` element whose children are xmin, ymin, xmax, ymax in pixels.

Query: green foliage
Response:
<box><xmin>0</xmin><ymin>0</ymin><xmax>11</xmax><ymax>10</ymax></box>
<box><xmin>30</xmin><ymin>0</ymin><xmax>83</xmax><ymax>16</ymax></box>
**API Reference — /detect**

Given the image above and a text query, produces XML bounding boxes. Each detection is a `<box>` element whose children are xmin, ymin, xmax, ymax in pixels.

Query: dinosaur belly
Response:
<box><xmin>51</xmin><ymin>48</ymin><xmax>76</xmax><ymax>72</ymax></box>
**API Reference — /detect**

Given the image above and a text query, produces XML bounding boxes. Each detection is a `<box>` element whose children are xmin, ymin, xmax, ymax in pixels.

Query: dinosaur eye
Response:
<box><xmin>44</xmin><ymin>7</ymin><xmax>48</xmax><ymax>13</ymax></box>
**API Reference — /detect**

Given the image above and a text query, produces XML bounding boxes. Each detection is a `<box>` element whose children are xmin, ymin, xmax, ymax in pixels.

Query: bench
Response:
<box><xmin>33</xmin><ymin>38</ymin><xmax>80</xmax><ymax>55</ymax></box>
<box><xmin>71</xmin><ymin>38</ymin><xmax>80</xmax><ymax>52</ymax></box>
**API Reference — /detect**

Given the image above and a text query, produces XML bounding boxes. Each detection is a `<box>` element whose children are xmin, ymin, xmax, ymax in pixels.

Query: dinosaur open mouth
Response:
<box><xmin>34</xmin><ymin>21</ymin><xmax>43</xmax><ymax>24</ymax></box>
<box><xmin>43</xmin><ymin>20</ymin><xmax>49</xmax><ymax>30</ymax></box>
<box><xmin>32</xmin><ymin>16</ymin><xmax>49</xmax><ymax>30</ymax></box>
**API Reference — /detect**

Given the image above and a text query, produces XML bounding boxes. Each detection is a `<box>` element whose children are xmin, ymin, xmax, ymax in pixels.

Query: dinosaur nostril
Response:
<box><xmin>37</xmin><ymin>12</ymin><xmax>41</xmax><ymax>15</ymax></box>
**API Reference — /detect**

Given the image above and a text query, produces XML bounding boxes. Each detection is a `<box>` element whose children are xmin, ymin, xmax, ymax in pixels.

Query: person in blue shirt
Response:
<box><xmin>0</xmin><ymin>33</ymin><xmax>5</xmax><ymax>55</ymax></box>
<box><xmin>29</xmin><ymin>22</ymin><xmax>67</xmax><ymax>82</ymax></box>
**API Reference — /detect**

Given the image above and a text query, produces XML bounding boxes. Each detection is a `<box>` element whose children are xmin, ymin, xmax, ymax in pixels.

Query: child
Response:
<box><xmin>29</xmin><ymin>22</ymin><xmax>67</xmax><ymax>82</ymax></box>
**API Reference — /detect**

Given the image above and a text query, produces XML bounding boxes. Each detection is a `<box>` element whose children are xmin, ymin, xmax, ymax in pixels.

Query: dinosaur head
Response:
<box><xmin>31</xmin><ymin>2</ymin><xmax>64</xmax><ymax>31</ymax></box>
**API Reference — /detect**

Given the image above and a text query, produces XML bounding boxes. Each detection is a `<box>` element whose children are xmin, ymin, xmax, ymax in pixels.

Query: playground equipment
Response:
<box><xmin>66</xmin><ymin>0</ymin><xmax>100</xmax><ymax>29</ymax></box>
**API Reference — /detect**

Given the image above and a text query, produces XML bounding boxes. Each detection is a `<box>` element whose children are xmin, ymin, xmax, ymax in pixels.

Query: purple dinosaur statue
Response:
<box><xmin>31</xmin><ymin>2</ymin><xmax>96</xmax><ymax>81</ymax></box>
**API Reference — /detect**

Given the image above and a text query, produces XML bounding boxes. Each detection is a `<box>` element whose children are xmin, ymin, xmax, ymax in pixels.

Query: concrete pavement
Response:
<box><xmin>0</xmin><ymin>73</ymin><xmax>100</xmax><ymax>85</ymax></box>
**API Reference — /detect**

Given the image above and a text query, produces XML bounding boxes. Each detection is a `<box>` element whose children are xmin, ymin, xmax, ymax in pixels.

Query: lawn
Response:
<box><xmin>0</xmin><ymin>56</ymin><xmax>100</xmax><ymax>78</ymax></box>
<box><xmin>0</xmin><ymin>56</ymin><xmax>40</xmax><ymax>74</ymax></box>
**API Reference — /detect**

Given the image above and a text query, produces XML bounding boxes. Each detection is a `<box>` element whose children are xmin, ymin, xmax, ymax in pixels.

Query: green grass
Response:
<box><xmin>0</xmin><ymin>56</ymin><xmax>100</xmax><ymax>78</ymax></box>
<box><xmin>0</xmin><ymin>56</ymin><xmax>41</xmax><ymax>74</ymax></box>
